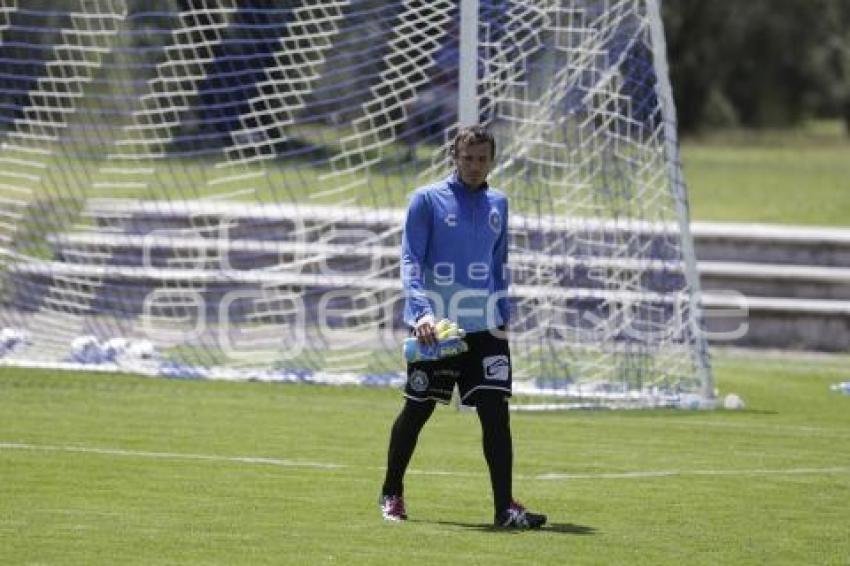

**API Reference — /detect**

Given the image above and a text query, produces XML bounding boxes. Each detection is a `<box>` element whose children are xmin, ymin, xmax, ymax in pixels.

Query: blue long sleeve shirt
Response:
<box><xmin>401</xmin><ymin>173</ymin><xmax>510</xmax><ymax>332</ymax></box>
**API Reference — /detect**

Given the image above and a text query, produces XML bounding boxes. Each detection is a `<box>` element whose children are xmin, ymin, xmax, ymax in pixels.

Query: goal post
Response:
<box><xmin>647</xmin><ymin>0</ymin><xmax>713</xmax><ymax>400</ymax></box>
<box><xmin>458</xmin><ymin>0</ymin><xmax>479</xmax><ymax>127</ymax></box>
<box><xmin>0</xmin><ymin>0</ymin><xmax>713</xmax><ymax>409</ymax></box>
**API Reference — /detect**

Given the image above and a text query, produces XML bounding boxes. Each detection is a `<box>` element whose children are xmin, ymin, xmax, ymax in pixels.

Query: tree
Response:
<box><xmin>662</xmin><ymin>0</ymin><xmax>850</xmax><ymax>134</ymax></box>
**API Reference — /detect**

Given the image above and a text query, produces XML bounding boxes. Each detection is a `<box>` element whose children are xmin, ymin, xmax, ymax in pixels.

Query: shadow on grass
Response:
<box><xmin>411</xmin><ymin>519</ymin><xmax>596</xmax><ymax>535</ymax></box>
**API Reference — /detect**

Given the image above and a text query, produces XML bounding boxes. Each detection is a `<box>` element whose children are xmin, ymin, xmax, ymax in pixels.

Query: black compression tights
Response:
<box><xmin>381</xmin><ymin>392</ymin><xmax>513</xmax><ymax>516</ymax></box>
<box><xmin>381</xmin><ymin>398</ymin><xmax>435</xmax><ymax>498</ymax></box>
<box><xmin>475</xmin><ymin>392</ymin><xmax>513</xmax><ymax>515</ymax></box>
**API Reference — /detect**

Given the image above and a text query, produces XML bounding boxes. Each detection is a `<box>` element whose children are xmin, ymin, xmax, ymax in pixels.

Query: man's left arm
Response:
<box><xmin>493</xmin><ymin>199</ymin><xmax>511</xmax><ymax>328</ymax></box>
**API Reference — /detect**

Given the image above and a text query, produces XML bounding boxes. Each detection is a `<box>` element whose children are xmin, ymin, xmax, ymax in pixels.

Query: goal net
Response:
<box><xmin>0</xmin><ymin>0</ymin><xmax>713</xmax><ymax>409</ymax></box>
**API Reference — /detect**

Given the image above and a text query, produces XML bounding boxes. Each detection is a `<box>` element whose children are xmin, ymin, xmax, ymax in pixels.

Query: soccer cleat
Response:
<box><xmin>494</xmin><ymin>500</ymin><xmax>547</xmax><ymax>529</ymax></box>
<box><xmin>379</xmin><ymin>494</ymin><xmax>408</xmax><ymax>522</ymax></box>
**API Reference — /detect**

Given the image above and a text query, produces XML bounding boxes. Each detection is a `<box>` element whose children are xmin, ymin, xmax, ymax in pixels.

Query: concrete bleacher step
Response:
<box><xmin>45</xmin><ymin>228</ymin><xmax>850</xmax><ymax>301</ymax></box>
<box><xmin>693</xmin><ymin>221</ymin><xmax>850</xmax><ymax>268</ymax></box>
<box><xmin>78</xmin><ymin>199</ymin><xmax>700</xmax><ymax>261</ymax></box>
<box><xmin>8</xmin><ymin>259</ymin><xmax>695</xmax><ymax>338</ymax></box>
<box><xmin>8</xmin><ymin>198</ymin><xmax>850</xmax><ymax>351</ymax></box>
<box><xmin>82</xmin><ymin>199</ymin><xmax>850</xmax><ymax>268</ymax></box>
<box><xmin>82</xmin><ymin>199</ymin><xmax>406</xmax><ymax>247</ymax></box>
<box><xmin>700</xmin><ymin>294</ymin><xmax>850</xmax><ymax>351</ymax></box>
<box><xmin>698</xmin><ymin>261</ymin><xmax>850</xmax><ymax>301</ymax></box>
<box><xmin>9</xmin><ymin>257</ymin><xmax>850</xmax><ymax>350</ymax></box>
<box><xmin>45</xmin><ymin>231</ymin><xmax>690</xmax><ymax>291</ymax></box>
<box><xmin>10</xmin><ymin>259</ymin><xmax>687</xmax><ymax>303</ymax></box>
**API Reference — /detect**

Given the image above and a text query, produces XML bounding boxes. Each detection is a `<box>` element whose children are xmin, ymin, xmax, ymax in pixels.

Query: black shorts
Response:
<box><xmin>404</xmin><ymin>327</ymin><xmax>512</xmax><ymax>406</ymax></box>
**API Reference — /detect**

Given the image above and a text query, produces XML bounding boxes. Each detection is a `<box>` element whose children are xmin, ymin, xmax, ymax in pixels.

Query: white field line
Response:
<box><xmin>0</xmin><ymin>442</ymin><xmax>343</xmax><ymax>470</ymax></box>
<box><xmin>2</xmin><ymin>442</ymin><xmax>849</xmax><ymax>481</ymax></box>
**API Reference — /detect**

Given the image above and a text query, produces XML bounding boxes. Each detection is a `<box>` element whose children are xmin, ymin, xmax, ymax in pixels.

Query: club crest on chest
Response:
<box><xmin>488</xmin><ymin>209</ymin><xmax>501</xmax><ymax>233</ymax></box>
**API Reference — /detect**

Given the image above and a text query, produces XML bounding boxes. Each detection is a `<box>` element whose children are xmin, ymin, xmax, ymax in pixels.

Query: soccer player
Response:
<box><xmin>379</xmin><ymin>125</ymin><xmax>547</xmax><ymax>529</ymax></box>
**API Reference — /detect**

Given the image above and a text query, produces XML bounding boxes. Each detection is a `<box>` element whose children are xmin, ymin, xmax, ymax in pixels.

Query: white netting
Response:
<box><xmin>0</xmin><ymin>0</ymin><xmax>712</xmax><ymax>408</ymax></box>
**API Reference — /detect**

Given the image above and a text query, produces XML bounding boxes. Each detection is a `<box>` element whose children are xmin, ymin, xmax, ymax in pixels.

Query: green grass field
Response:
<box><xmin>1</xmin><ymin>352</ymin><xmax>848</xmax><ymax>565</ymax></box>
<box><xmin>682</xmin><ymin>121</ymin><xmax>850</xmax><ymax>226</ymax></box>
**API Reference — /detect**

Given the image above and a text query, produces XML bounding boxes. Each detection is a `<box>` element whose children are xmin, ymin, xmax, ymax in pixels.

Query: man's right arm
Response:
<box><xmin>401</xmin><ymin>191</ymin><xmax>437</xmax><ymax>344</ymax></box>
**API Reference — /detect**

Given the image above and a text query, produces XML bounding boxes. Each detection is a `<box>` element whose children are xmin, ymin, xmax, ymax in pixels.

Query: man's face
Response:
<box><xmin>455</xmin><ymin>141</ymin><xmax>494</xmax><ymax>189</ymax></box>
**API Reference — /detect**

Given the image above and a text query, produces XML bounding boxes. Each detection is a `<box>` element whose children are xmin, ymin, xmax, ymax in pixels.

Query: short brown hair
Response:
<box><xmin>450</xmin><ymin>125</ymin><xmax>495</xmax><ymax>160</ymax></box>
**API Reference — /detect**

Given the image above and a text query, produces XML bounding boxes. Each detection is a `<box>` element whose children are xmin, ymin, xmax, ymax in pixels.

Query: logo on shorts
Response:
<box><xmin>434</xmin><ymin>369</ymin><xmax>461</xmax><ymax>379</ymax></box>
<box><xmin>488</xmin><ymin>209</ymin><xmax>501</xmax><ymax>233</ymax></box>
<box><xmin>482</xmin><ymin>355</ymin><xmax>510</xmax><ymax>381</ymax></box>
<box><xmin>409</xmin><ymin>369</ymin><xmax>429</xmax><ymax>392</ymax></box>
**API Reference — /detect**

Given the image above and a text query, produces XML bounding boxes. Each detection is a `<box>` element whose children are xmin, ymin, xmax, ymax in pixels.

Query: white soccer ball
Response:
<box><xmin>126</xmin><ymin>339</ymin><xmax>156</xmax><ymax>360</ymax></box>
<box><xmin>677</xmin><ymin>393</ymin><xmax>702</xmax><ymax>410</ymax></box>
<box><xmin>103</xmin><ymin>337</ymin><xmax>130</xmax><ymax>361</ymax></box>
<box><xmin>723</xmin><ymin>393</ymin><xmax>746</xmax><ymax>410</ymax></box>
<box><xmin>70</xmin><ymin>335</ymin><xmax>103</xmax><ymax>364</ymax></box>
<box><xmin>1</xmin><ymin>327</ymin><xmax>20</xmax><ymax>342</ymax></box>
<box><xmin>0</xmin><ymin>327</ymin><xmax>27</xmax><ymax>350</ymax></box>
